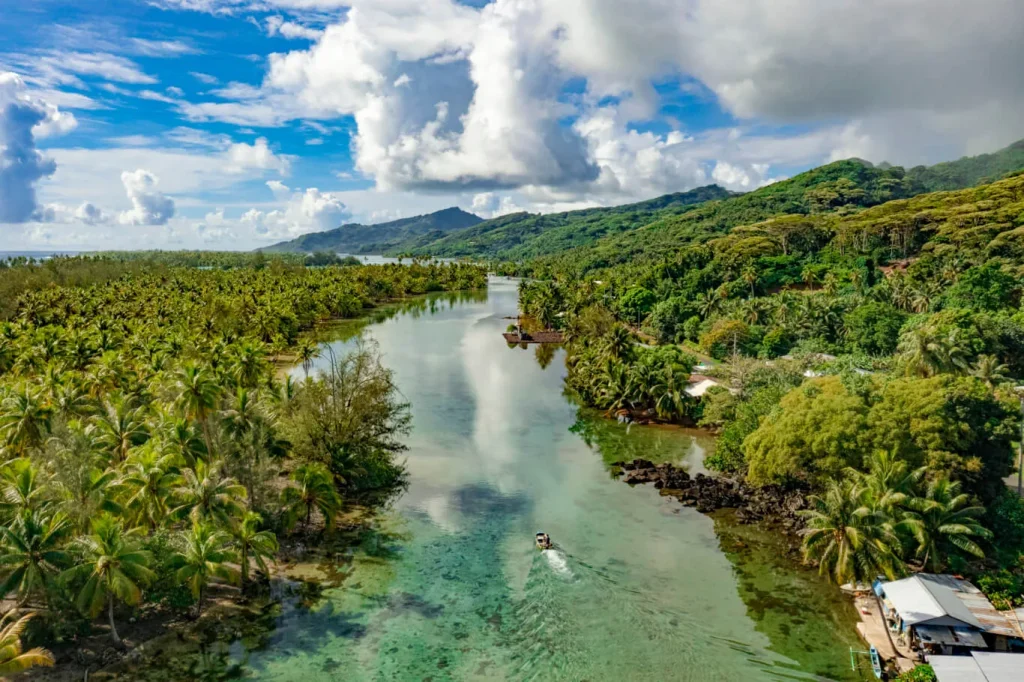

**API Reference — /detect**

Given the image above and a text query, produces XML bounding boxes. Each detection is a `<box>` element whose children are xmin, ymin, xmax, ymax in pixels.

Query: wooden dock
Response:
<box><xmin>502</xmin><ymin>331</ymin><xmax>564</xmax><ymax>344</ymax></box>
<box><xmin>854</xmin><ymin>595</ymin><xmax>916</xmax><ymax>674</ymax></box>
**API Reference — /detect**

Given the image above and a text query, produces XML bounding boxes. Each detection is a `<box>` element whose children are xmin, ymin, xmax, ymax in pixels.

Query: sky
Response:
<box><xmin>1</xmin><ymin>0</ymin><xmax>1023</xmax><ymax>251</ymax></box>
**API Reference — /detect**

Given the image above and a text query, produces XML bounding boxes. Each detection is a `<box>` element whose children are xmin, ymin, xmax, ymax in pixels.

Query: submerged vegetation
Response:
<box><xmin>0</xmin><ymin>257</ymin><xmax>484</xmax><ymax>666</ymax></box>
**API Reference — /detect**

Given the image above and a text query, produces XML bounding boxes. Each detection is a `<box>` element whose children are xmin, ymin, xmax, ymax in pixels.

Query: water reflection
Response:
<box><xmin>119</xmin><ymin>278</ymin><xmax>862</xmax><ymax>681</ymax></box>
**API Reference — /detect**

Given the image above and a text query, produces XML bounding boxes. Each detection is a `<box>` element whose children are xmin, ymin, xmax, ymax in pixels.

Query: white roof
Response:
<box><xmin>930</xmin><ymin>652</ymin><xmax>1024</xmax><ymax>682</ymax></box>
<box><xmin>882</xmin><ymin>575</ymin><xmax>981</xmax><ymax>629</ymax></box>
<box><xmin>685</xmin><ymin>378</ymin><xmax>720</xmax><ymax>398</ymax></box>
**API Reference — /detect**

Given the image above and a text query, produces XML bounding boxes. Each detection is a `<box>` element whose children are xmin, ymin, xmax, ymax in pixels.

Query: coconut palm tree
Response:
<box><xmin>970</xmin><ymin>354</ymin><xmax>1009</xmax><ymax>389</ymax></box>
<box><xmin>121</xmin><ymin>446</ymin><xmax>182</xmax><ymax>530</ymax></box>
<box><xmin>799</xmin><ymin>479</ymin><xmax>902</xmax><ymax>585</ymax></box>
<box><xmin>0</xmin><ymin>386</ymin><xmax>52</xmax><ymax>456</ymax></box>
<box><xmin>91</xmin><ymin>397</ymin><xmax>149</xmax><ymax>464</ymax></box>
<box><xmin>602</xmin><ymin>326</ymin><xmax>633</xmax><ymax>362</ymax></box>
<box><xmin>0</xmin><ymin>511</ymin><xmax>72</xmax><ymax>607</ymax></box>
<box><xmin>172</xmin><ymin>462</ymin><xmax>247</xmax><ymax>525</ymax></box>
<box><xmin>901</xmin><ymin>478</ymin><xmax>991</xmax><ymax>572</ymax></box>
<box><xmin>847</xmin><ymin>450</ymin><xmax>924</xmax><ymax>513</ymax></box>
<box><xmin>281</xmin><ymin>463</ymin><xmax>342</xmax><ymax>531</ymax></box>
<box><xmin>170</xmin><ymin>521</ymin><xmax>237</xmax><ymax>616</ymax></box>
<box><xmin>232</xmin><ymin>512</ymin><xmax>277</xmax><ymax>588</ymax></box>
<box><xmin>0</xmin><ymin>459</ymin><xmax>52</xmax><ymax>519</ymax></box>
<box><xmin>295</xmin><ymin>338</ymin><xmax>320</xmax><ymax>379</ymax></box>
<box><xmin>0</xmin><ymin>613</ymin><xmax>54</xmax><ymax>674</ymax></box>
<box><xmin>173</xmin><ymin>363</ymin><xmax>222</xmax><ymax>452</ymax></box>
<box><xmin>62</xmin><ymin>515</ymin><xmax>154</xmax><ymax>646</ymax></box>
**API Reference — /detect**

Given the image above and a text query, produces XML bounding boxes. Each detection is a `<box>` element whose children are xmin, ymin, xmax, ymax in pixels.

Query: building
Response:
<box><xmin>875</xmin><ymin>574</ymin><xmax>1023</xmax><ymax>656</ymax></box>
<box><xmin>929</xmin><ymin>651</ymin><xmax>1022</xmax><ymax>682</ymax></box>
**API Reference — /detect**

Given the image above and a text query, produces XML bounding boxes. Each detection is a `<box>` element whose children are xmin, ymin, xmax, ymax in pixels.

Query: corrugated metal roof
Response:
<box><xmin>930</xmin><ymin>655</ymin><xmax>988</xmax><ymax>682</ymax></box>
<box><xmin>883</xmin><ymin>576</ymin><xmax>981</xmax><ymax>628</ymax></box>
<box><xmin>930</xmin><ymin>652</ymin><xmax>1024</xmax><ymax>682</ymax></box>
<box><xmin>882</xmin><ymin>574</ymin><xmax>1020</xmax><ymax>637</ymax></box>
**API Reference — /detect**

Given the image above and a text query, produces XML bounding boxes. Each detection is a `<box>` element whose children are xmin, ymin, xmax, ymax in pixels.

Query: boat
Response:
<box><xmin>535</xmin><ymin>532</ymin><xmax>552</xmax><ymax>550</ymax></box>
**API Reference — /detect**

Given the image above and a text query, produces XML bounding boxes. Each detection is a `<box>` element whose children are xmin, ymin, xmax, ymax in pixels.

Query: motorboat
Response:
<box><xmin>535</xmin><ymin>532</ymin><xmax>552</xmax><ymax>550</ymax></box>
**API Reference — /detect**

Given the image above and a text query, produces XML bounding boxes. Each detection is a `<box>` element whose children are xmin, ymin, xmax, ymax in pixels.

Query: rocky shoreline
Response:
<box><xmin>612</xmin><ymin>458</ymin><xmax>810</xmax><ymax>534</ymax></box>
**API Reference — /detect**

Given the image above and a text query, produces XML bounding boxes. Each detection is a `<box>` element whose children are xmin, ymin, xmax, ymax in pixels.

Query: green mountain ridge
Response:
<box><xmin>259</xmin><ymin>207</ymin><xmax>483</xmax><ymax>254</ymax></box>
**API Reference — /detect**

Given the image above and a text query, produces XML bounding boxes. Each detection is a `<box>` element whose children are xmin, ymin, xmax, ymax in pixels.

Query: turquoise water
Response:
<box><xmin>118</xmin><ymin>278</ymin><xmax>867</xmax><ymax>681</ymax></box>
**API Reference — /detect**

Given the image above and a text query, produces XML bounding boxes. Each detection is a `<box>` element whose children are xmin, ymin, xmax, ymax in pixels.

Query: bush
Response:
<box><xmin>897</xmin><ymin>664</ymin><xmax>936</xmax><ymax>682</ymax></box>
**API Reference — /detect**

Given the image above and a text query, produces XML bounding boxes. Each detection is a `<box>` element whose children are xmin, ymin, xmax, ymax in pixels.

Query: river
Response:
<box><xmin>118</xmin><ymin>277</ymin><xmax>869</xmax><ymax>681</ymax></box>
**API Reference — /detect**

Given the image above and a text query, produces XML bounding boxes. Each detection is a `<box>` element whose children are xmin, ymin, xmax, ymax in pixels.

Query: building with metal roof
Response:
<box><xmin>929</xmin><ymin>651</ymin><xmax>1023</xmax><ymax>682</ymax></box>
<box><xmin>875</xmin><ymin>574</ymin><xmax>1023</xmax><ymax>656</ymax></box>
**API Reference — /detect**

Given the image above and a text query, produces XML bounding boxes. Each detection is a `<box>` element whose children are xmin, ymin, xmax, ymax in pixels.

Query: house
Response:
<box><xmin>875</xmin><ymin>574</ymin><xmax>1024</xmax><ymax>657</ymax></box>
<box><xmin>929</xmin><ymin>651</ymin><xmax>1023</xmax><ymax>682</ymax></box>
<box><xmin>684</xmin><ymin>375</ymin><xmax>724</xmax><ymax>399</ymax></box>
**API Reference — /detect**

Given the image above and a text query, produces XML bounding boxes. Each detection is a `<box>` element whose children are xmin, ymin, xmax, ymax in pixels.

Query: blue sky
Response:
<box><xmin>2</xmin><ymin>0</ymin><xmax>1022</xmax><ymax>250</ymax></box>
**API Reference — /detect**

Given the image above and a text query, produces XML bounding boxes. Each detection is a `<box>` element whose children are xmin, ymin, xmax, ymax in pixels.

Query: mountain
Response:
<box><xmin>387</xmin><ymin>185</ymin><xmax>735</xmax><ymax>260</ymax></box>
<box><xmin>260</xmin><ymin>207</ymin><xmax>483</xmax><ymax>254</ymax></box>
<box><xmin>904</xmin><ymin>138</ymin><xmax>1024</xmax><ymax>193</ymax></box>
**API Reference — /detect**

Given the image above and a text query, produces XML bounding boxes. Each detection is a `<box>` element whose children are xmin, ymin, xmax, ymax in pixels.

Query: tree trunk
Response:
<box><xmin>108</xmin><ymin>596</ymin><xmax>122</xmax><ymax>647</ymax></box>
<box><xmin>241</xmin><ymin>547</ymin><xmax>249</xmax><ymax>588</ymax></box>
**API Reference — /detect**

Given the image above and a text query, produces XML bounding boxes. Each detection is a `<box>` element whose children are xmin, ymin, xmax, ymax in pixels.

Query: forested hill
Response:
<box><xmin>260</xmin><ymin>207</ymin><xmax>482</xmax><ymax>254</ymax></box>
<box><xmin>386</xmin><ymin>137</ymin><xmax>1024</xmax><ymax>267</ymax></box>
<box><xmin>386</xmin><ymin>184</ymin><xmax>734</xmax><ymax>260</ymax></box>
<box><xmin>904</xmin><ymin>138</ymin><xmax>1024</xmax><ymax>193</ymax></box>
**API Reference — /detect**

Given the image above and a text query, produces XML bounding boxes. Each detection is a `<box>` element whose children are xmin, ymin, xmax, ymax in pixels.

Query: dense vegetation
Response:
<box><xmin>260</xmin><ymin>207</ymin><xmax>482</xmax><ymax>254</ymax></box>
<box><xmin>0</xmin><ymin>258</ymin><xmax>485</xmax><ymax>667</ymax></box>
<box><xmin>509</xmin><ymin>150</ymin><xmax>1024</xmax><ymax>604</ymax></box>
<box><xmin>393</xmin><ymin>185</ymin><xmax>733</xmax><ymax>261</ymax></box>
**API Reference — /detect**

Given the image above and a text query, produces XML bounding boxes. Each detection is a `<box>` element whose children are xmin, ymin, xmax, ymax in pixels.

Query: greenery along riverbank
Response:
<box><xmin>512</xmin><ymin>157</ymin><xmax>1024</xmax><ymax>606</ymax></box>
<box><xmin>0</xmin><ymin>257</ymin><xmax>485</xmax><ymax>674</ymax></box>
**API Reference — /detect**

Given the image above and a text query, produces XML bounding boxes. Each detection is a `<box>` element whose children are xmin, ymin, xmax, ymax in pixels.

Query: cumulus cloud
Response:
<box><xmin>118</xmin><ymin>169</ymin><xmax>176</xmax><ymax>226</ymax></box>
<box><xmin>35</xmin><ymin>201</ymin><xmax>111</xmax><ymax>225</ymax></box>
<box><xmin>224</xmin><ymin>137</ymin><xmax>291</xmax><ymax>174</ymax></box>
<box><xmin>0</xmin><ymin>72</ymin><xmax>73</xmax><ymax>224</ymax></box>
<box><xmin>266</xmin><ymin>16</ymin><xmax>323</xmax><ymax>41</ymax></box>
<box><xmin>243</xmin><ymin>185</ymin><xmax>350</xmax><ymax>239</ymax></box>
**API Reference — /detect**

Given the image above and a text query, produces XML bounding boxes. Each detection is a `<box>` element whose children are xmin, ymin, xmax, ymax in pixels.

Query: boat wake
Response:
<box><xmin>542</xmin><ymin>549</ymin><xmax>573</xmax><ymax>580</ymax></box>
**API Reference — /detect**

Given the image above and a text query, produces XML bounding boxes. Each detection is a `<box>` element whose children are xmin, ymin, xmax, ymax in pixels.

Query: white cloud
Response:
<box><xmin>190</xmin><ymin>71</ymin><xmax>220</xmax><ymax>85</ymax></box>
<box><xmin>224</xmin><ymin>137</ymin><xmax>292</xmax><ymax>174</ymax></box>
<box><xmin>166</xmin><ymin>86</ymin><xmax>185</xmax><ymax>97</ymax></box>
<box><xmin>266</xmin><ymin>16</ymin><xmax>324</xmax><ymax>41</ymax></box>
<box><xmin>243</xmin><ymin>186</ymin><xmax>350</xmax><ymax>239</ymax></box>
<box><xmin>118</xmin><ymin>169</ymin><xmax>176</xmax><ymax>226</ymax></box>
<box><xmin>0</xmin><ymin>73</ymin><xmax>71</xmax><ymax>224</ymax></box>
<box><xmin>35</xmin><ymin>201</ymin><xmax>111</xmax><ymax>226</ymax></box>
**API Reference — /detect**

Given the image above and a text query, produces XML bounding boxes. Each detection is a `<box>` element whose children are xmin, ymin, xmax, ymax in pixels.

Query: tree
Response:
<box><xmin>295</xmin><ymin>338</ymin><xmax>320</xmax><ymax>379</ymax></box>
<box><xmin>901</xmin><ymin>478</ymin><xmax>992</xmax><ymax>572</ymax></box>
<box><xmin>170</xmin><ymin>521</ymin><xmax>237</xmax><ymax>616</ymax></box>
<box><xmin>284</xmin><ymin>344</ymin><xmax>410</xmax><ymax>489</ymax></box>
<box><xmin>92</xmin><ymin>397</ymin><xmax>149</xmax><ymax>464</ymax></box>
<box><xmin>745</xmin><ymin>377</ymin><xmax>871</xmax><ymax>485</ymax></box>
<box><xmin>799</xmin><ymin>479</ymin><xmax>902</xmax><ymax>585</ymax></box>
<box><xmin>172</xmin><ymin>462</ymin><xmax>247</xmax><ymax>525</ymax></box>
<box><xmin>173</xmin><ymin>363</ymin><xmax>221</xmax><ymax>452</ymax></box>
<box><xmin>0</xmin><ymin>459</ymin><xmax>52</xmax><ymax>519</ymax></box>
<box><xmin>0</xmin><ymin>386</ymin><xmax>52</xmax><ymax>456</ymax></box>
<box><xmin>62</xmin><ymin>516</ymin><xmax>154</xmax><ymax>646</ymax></box>
<box><xmin>0</xmin><ymin>512</ymin><xmax>71</xmax><ymax>607</ymax></box>
<box><xmin>0</xmin><ymin>613</ymin><xmax>54</xmax><ymax>674</ymax></box>
<box><xmin>945</xmin><ymin>263</ymin><xmax>1020</xmax><ymax>311</ymax></box>
<box><xmin>843</xmin><ymin>302</ymin><xmax>906</xmax><ymax>356</ymax></box>
<box><xmin>280</xmin><ymin>463</ymin><xmax>342</xmax><ymax>531</ymax></box>
<box><xmin>121</xmin><ymin>446</ymin><xmax>181</xmax><ymax>530</ymax></box>
<box><xmin>232</xmin><ymin>512</ymin><xmax>277</xmax><ymax>588</ymax></box>
<box><xmin>970</xmin><ymin>354</ymin><xmax>1009</xmax><ymax>389</ymax></box>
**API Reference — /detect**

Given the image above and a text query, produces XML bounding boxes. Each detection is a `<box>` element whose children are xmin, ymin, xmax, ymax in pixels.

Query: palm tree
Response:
<box><xmin>280</xmin><ymin>463</ymin><xmax>342</xmax><ymax>531</ymax></box>
<box><xmin>0</xmin><ymin>459</ymin><xmax>52</xmax><ymax>519</ymax></box>
<box><xmin>741</xmin><ymin>266</ymin><xmax>757</xmax><ymax>298</ymax></box>
<box><xmin>159</xmin><ymin>415</ymin><xmax>208</xmax><ymax>467</ymax></box>
<box><xmin>602</xmin><ymin>326</ymin><xmax>633</xmax><ymax>362</ymax></box>
<box><xmin>232</xmin><ymin>512</ymin><xmax>277</xmax><ymax>588</ymax></box>
<box><xmin>0</xmin><ymin>386</ymin><xmax>52</xmax><ymax>456</ymax></box>
<box><xmin>92</xmin><ymin>397</ymin><xmax>149</xmax><ymax>464</ymax></box>
<box><xmin>847</xmin><ymin>450</ymin><xmax>924</xmax><ymax>513</ymax></box>
<box><xmin>0</xmin><ymin>512</ymin><xmax>72</xmax><ymax>606</ymax></box>
<box><xmin>172</xmin><ymin>462</ymin><xmax>247</xmax><ymax>525</ymax></box>
<box><xmin>121</xmin><ymin>446</ymin><xmax>182</xmax><ymax>530</ymax></box>
<box><xmin>295</xmin><ymin>338</ymin><xmax>320</xmax><ymax>379</ymax></box>
<box><xmin>0</xmin><ymin>613</ymin><xmax>54</xmax><ymax>674</ymax></box>
<box><xmin>970</xmin><ymin>354</ymin><xmax>1009</xmax><ymax>389</ymax></box>
<box><xmin>799</xmin><ymin>479</ymin><xmax>902</xmax><ymax>585</ymax></box>
<box><xmin>901</xmin><ymin>478</ymin><xmax>991</xmax><ymax>572</ymax></box>
<box><xmin>62</xmin><ymin>516</ymin><xmax>154</xmax><ymax>646</ymax></box>
<box><xmin>173</xmin><ymin>363</ymin><xmax>221</xmax><ymax>452</ymax></box>
<box><xmin>170</xmin><ymin>521</ymin><xmax>237</xmax><ymax>616</ymax></box>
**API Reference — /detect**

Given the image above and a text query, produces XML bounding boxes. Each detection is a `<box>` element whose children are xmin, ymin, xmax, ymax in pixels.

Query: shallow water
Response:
<box><xmin>121</xmin><ymin>278</ymin><xmax>869</xmax><ymax>681</ymax></box>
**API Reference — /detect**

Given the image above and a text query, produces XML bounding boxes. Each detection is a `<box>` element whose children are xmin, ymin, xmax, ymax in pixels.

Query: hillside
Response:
<box><xmin>904</xmin><ymin>138</ymin><xmax>1024</xmax><ymax>192</ymax></box>
<box><xmin>261</xmin><ymin>207</ymin><xmax>483</xmax><ymax>254</ymax></box>
<box><xmin>388</xmin><ymin>185</ymin><xmax>734</xmax><ymax>260</ymax></box>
